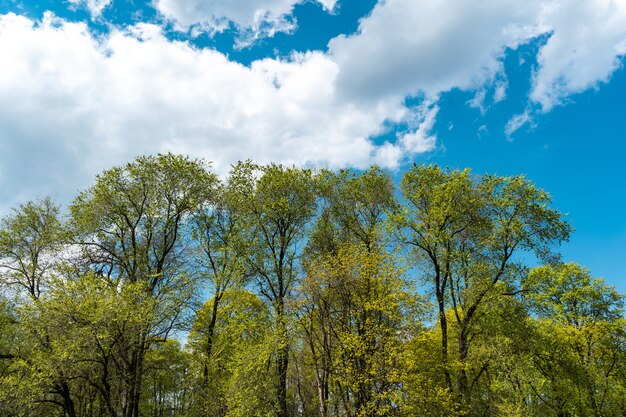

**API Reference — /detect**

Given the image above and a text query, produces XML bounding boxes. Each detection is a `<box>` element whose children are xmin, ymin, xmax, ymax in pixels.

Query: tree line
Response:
<box><xmin>0</xmin><ymin>153</ymin><xmax>624</xmax><ymax>417</ymax></box>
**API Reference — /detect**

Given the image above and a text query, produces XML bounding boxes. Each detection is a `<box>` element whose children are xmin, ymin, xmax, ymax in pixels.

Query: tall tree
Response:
<box><xmin>0</xmin><ymin>197</ymin><xmax>78</xmax><ymax>417</ymax></box>
<box><xmin>189</xmin><ymin>288</ymin><xmax>275</xmax><ymax>417</ymax></box>
<box><xmin>191</xmin><ymin>180</ymin><xmax>247</xmax><ymax>384</ymax></box>
<box><xmin>230</xmin><ymin>162</ymin><xmax>317</xmax><ymax>417</ymax></box>
<box><xmin>69</xmin><ymin>153</ymin><xmax>217</xmax><ymax>417</ymax></box>
<box><xmin>300</xmin><ymin>166</ymin><xmax>400</xmax><ymax>416</ymax></box>
<box><xmin>393</xmin><ymin>165</ymin><xmax>571</xmax><ymax>413</ymax></box>
<box><xmin>0</xmin><ymin>197</ymin><xmax>64</xmax><ymax>300</ymax></box>
<box><xmin>310</xmin><ymin>167</ymin><xmax>396</xmax><ymax>253</ymax></box>
<box><xmin>1</xmin><ymin>156</ymin><xmax>624</xmax><ymax>417</ymax></box>
<box><xmin>523</xmin><ymin>263</ymin><xmax>626</xmax><ymax>417</ymax></box>
<box><xmin>302</xmin><ymin>242</ymin><xmax>416</xmax><ymax>417</ymax></box>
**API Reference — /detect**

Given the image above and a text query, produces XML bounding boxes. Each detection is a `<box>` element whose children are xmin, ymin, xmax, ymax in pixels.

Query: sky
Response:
<box><xmin>0</xmin><ymin>0</ymin><xmax>625</xmax><ymax>292</ymax></box>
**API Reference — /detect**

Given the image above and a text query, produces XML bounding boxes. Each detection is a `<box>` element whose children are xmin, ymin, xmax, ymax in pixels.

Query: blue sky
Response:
<box><xmin>0</xmin><ymin>0</ymin><xmax>625</xmax><ymax>291</ymax></box>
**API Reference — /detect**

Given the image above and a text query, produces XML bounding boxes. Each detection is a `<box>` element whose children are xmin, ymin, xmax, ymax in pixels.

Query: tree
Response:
<box><xmin>1</xmin><ymin>156</ymin><xmax>624</xmax><ymax>417</ymax></box>
<box><xmin>141</xmin><ymin>339</ymin><xmax>191</xmax><ymax>417</ymax></box>
<box><xmin>393</xmin><ymin>165</ymin><xmax>571</xmax><ymax>413</ymax></box>
<box><xmin>188</xmin><ymin>289</ymin><xmax>275</xmax><ymax>417</ymax></box>
<box><xmin>522</xmin><ymin>263</ymin><xmax>626</xmax><ymax>417</ymax></box>
<box><xmin>299</xmin><ymin>166</ymin><xmax>403</xmax><ymax>417</ymax></box>
<box><xmin>69</xmin><ymin>153</ymin><xmax>217</xmax><ymax>417</ymax></box>
<box><xmin>0</xmin><ymin>197</ymin><xmax>64</xmax><ymax>300</ymax></box>
<box><xmin>190</xmin><ymin>179</ymin><xmax>247</xmax><ymax>386</ymax></box>
<box><xmin>309</xmin><ymin>167</ymin><xmax>396</xmax><ymax>254</ymax></box>
<box><xmin>32</xmin><ymin>272</ymin><xmax>156</xmax><ymax>417</ymax></box>
<box><xmin>229</xmin><ymin>162</ymin><xmax>318</xmax><ymax>417</ymax></box>
<box><xmin>0</xmin><ymin>296</ymin><xmax>23</xmax><ymax>417</ymax></box>
<box><xmin>301</xmin><ymin>242</ymin><xmax>416</xmax><ymax>417</ymax></box>
<box><xmin>0</xmin><ymin>197</ymin><xmax>78</xmax><ymax>417</ymax></box>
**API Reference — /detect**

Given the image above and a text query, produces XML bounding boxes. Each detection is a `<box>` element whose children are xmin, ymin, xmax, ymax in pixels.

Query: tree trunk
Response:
<box><xmin>436</xmin><ymin>287</ymin><xmax>452</xmax><ymax>391</ymax></box>
<box><xmin>123</xmin><ymin>332</ymin><xmax>147</xmax><ymax>417</ymax></box>
<box><xmin>132</xmin><ymin>334</ymin><xmax>146</xmax><ymax>417</ymax></box>
<box><xmin>457</xmin><ymin>326</ymin><xmax>470</xmax><ymax>405</ymax></box>
<box><xmin>277</xmin><ymin>298</ymin><xmax>289</xmax><ymax>417</ymax></box>
<box><xmin>59</xmin><ymin>380</ymin><xmax>77</xmax><ymax>417</ymax></box>
<box><xmin>203</xmin><ymin>293</ymin><xmax>221</xmax><ymax>383</ymax></box>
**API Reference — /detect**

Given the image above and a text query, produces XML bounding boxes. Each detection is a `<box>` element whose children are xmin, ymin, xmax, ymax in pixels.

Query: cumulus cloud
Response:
<box><xmin>67</xmin><ymin>0</ymin><xmax>112</xmax><ymax>17</ymax></box>
<box><xmin>328</xmin><ymin>0</ymin><xmax>543</xmax><ymax>103</ymax></box>
<box><xmin>0</xmin><ymin>12</ymin><xmax>408</xmax><ymax>212</ymax></box>
<box><xmin>3</xmin><ymin>0</ymin><xmax>626</xmax><ymax>212</ymax></box>
<box><xmin>370</xmin><ymin>102</ymin><xmax>439</xmax><ymax>170</ymax></box>
<box><xmin>398</xmin><ymin>104</ymin><xmax>439</xmax><ymax>154</ymax></box>
<box><xmin>150</xmin><ymin>0</ymin><xmax>626</xmax><ymax>114</ymax></box>
<box><xmin>327</xmin><ymin>0</ymin><xmax>626</xmax><ymax>110</ymax></box>
<box><xmin>531</xmin><ymin>0</ymin><xmax>626</xmax><ymax>110</ymax></box>
<box><xmin>155</xmin><ymin>0</ymin><xmax>336</xmax><ymax>45</ymax></box>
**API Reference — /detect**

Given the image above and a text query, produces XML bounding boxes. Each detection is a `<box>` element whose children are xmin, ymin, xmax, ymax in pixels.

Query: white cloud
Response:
<box><xmin>0</xmin><ymin>12</ymin><xmax>408</xmax><ymax>212</ymax></box>
<box><xmin>493</xmin><ymin>79</ymin><xmax>508</xmax><ymax>103</ymax></box>
<box><xmin>398</xmin><ymin>104</ymin><xmax>439</xmax><ymax>154</ymax></box>
<box><xmin>531</xmin><ymin>0</ymin><xmax>626</xmax><ymax>110</ymax></box>
<box><xmin>328</xmin><ymin>0</ymin><xmax>543</xmax><ymax>103</ymax></box>
<box><xmin>326</xmin><ymin>0</ymin><xmax>626</xmax><ymax>112</ymax></box>
<box><xmin>505</xmin><ymin>110</ymin><xmax>533</xmax><ymax>138</ymax></box>
<box><xmin>68</xmin><ymin>0</ymin><xmax>112</xmax><ymax>17</ymax></box>
<box><xmin>155</xmin><ymin>0</ymin><xmax>335</xmax><ymax>45</ymax></box>
<box><xmin>3</xmin><ymin>0</ymin><xmax>626</xmax><ymax>212</ymax></box>
<box><xmin>372</xmin><ymin>103</ymin><xmax>439</xmax><ymax>169</ymax></box>
<box><xmin>467</xmin><ymin>89</ymin><xmax>488</xmax><ymax>114</ymax></box>
<box><xmin>373</xmin><ymin>142</ymin><xmax>404</xmax><ymax>170</ymax></box>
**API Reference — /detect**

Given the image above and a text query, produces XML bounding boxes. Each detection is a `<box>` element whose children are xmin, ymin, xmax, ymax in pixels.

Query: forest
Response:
<box><xmin>0</xmin><ymin>153</ymin><xmax>624</xmax><ymax>417</ymax></box>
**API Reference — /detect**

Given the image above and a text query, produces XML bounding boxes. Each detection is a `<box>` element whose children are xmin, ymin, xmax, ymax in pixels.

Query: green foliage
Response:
<box><xmin>392</xmin><ymin>164</ymin><xmax>573</xmax><ymax>415</ymax></box>
<box><xmin>522</xmin><ymin>263</ymin><xmax>626</xmax><ymax>417</ymax></box>
<box><xmin>0</xmin><ymin>197</ymin><xmax>65</xmax><ymax>300</ymax></box>
<box><xmin>67</xmin><ymin>153</ymin><xmax>217</xmax><ymax>417</ymax></box>
<box><xmin>226</xmin><ymin>162</ymin><xmax>318</xmax><ymax>417</ymax></box>
<box><xmin>0</xmin><ymin>156</ymin><xmax>624</xmax><ymax>417</ymax></box>
<box><xmin>188</xmin><ymin>289</ymin><xmax>275</xmax><ymax>417</ymax></box>
<box><xmin>70</xmin><ymin>153</ymin><xmax>217</xmax><ymax>286</ymax></box>
<box><xmin>309</xmin><ymin>242</ymin><xmax>416</xmax><ymax>417</ymax></box>
<box><xmin>141</xmin><ymin>339</ymin><xmax>192</xmax><ymax>417</ymax></box>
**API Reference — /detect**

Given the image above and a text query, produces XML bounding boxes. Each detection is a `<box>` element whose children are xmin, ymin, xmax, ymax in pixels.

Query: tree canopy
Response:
<box><xmin>0</xmin><ymin>155</ymin><xmax>623</xmax><ymax>417</ymax></box>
